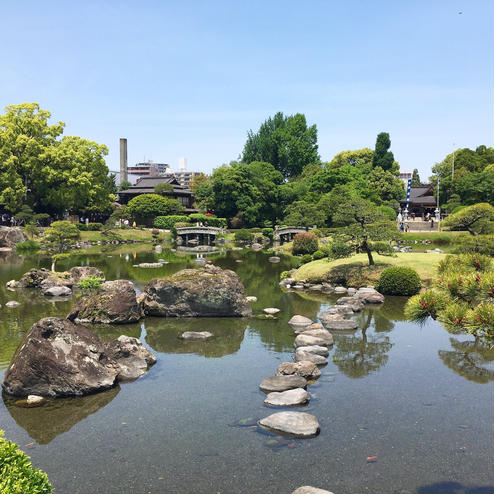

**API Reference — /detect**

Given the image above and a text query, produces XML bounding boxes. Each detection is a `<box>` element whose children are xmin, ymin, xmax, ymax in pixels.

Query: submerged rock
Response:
<box><xmin>259</xmin><ymin>411</ymin><xmax>320</xmax><ymax>438</ymax></box>
<box><xmin>259</xmin><ymin>375</ymin><xmax>307</xmax><ymax>393</ymax></box>
<box><xmin>44</xmin><ymin>286</ymin><xmax>72</xmax><ymax>297</ymax></box>
<box><xmin>180</xmin><ymin>331</ymin><xmax>214</xmax><ymax>340</ymax></box>
<box><xmin>288</xmin><ymin>315</ymin><xmax>313</xmax><ymax>328</ymax></box>
<box><xmin>268</xmin><ymin>256</ymin><xmax>280</xmax><ymax>263</ymax></box>
<box><xmin>275</xmin><ymin>361</ymin><xmax>321</xmax><ymax>380</ymax></box>
<box><xmin>292</xmin><ymin>487</ymin><xmax>335</xmax><ymax>494</ymax></box>
<box><xmin>1</xmin><ymin>317</ymin><xmax>155</xmax><ymax>397</ymax></box>
<box><xmin>264</xmin><ymin>388</ymin><xmax>310</xmax><ymax>407</ymax></box>
<box><xmin>67</xmin><ymin>280</ymin><xmax>142</xmax><ymax>324</ymax></box>
<box><xmin>263</xmin><ymin>307</ymin><xmax>280</xmax><ymax>315</ymax></box>
<box><xmin>140</xmin><ymin>264</ymin><xmax>252</xmax><ymax>317</ymax></box>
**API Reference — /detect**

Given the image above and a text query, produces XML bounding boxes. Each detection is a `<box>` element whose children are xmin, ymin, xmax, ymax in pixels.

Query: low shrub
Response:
<box><xmin>404</xmin><ymin>289</ymin><xmax>448</xmax><ymax>321</ymax></box>
<box><xmin>310</xmin><ymin>229</ymin><xmax>323</xmax><ymax>237</ymax></box>
<box><xmin>77</xmin><ymin>277</ymin><xmax>104</xmax><ymax>292</ymax></box>
<box><xmin>234</xmin><ymin>229</ymin><xmax>253</xmax><ymax>242</ymax></box>
<box><xmin>300</xmin><ymin>254</ymin><xmax>313</xmax><ymax>264</ymax></box>
<box><xmin>378</xmin><ymin>205</ymin><xmax>397</xmax><ymax>221</ymax></box>
<box><xmin>329</xmin><ymin>240</ymin><xmax>353</xmax><ymax>260</ymax></box>
<box><xmin>280</xmin><ymin>270</ymin><xmax>291</xmax><ymax>280</ymax></box>
<box><xmin>0</xmin><ymin>430</ymin><xmax>53</xmax><ymax>494</ymax></box>
<box><xmin>76</xmin><ymin>222</ymin><xmax>103</xmax><ymax>231</ymax></box>
<box><xmin>371</xmin><ymin>241</ymin><xmax>395</xmax><ymax>256</ymax></box>
<box><xmin>262</xmin><ymin>227</ymin><xmax>274</xmax><ymax>240</ymax></box>
<box><xmin>312</xmin><ymin>249</ymin><xmax>327</xmax><ymax>260</ymax></box>
<box><xmin>451</xmin><ymin>236</ymin><xmax>494</xmax><ymax>257</ymax></box>
<box><xmin>377</xmin><ymin>267</ymin><xmax>422</xmax><ymax>296</ymax></box>
<box><xmin>206</xmin><ymin>217</ymin><xmax>227</xmax><ymax>228</ymax></box>
<box><xmin>15</xmin><ymin>240</ymin><xmax>40</xmax><ymax>252</ymax></box>
<box><xmin>154</xmin><ymin>215</ymin><xmax>188</xmax><ymax>229</ymax></box>
<box><xmin>292</xmin><ymin>232</ymin><xmax>318</xmax><ymax>255</ymax></box>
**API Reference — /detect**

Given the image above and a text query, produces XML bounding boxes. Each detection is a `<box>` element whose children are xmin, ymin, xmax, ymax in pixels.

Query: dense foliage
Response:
<box><xmin>126</xmin><ymin>194</ymin><xmax>184</xmax><ymax>223</ymax></box>
<box><xmin>441</xmin><ymin>203</ymin><xmax>494</xmax><ymax>236</ymax></box>
<box><xmin>292</xmin><ymin>231</ymin><xmax>319</xmax><ymax>255</ymax></box>
<box><xmin>0</xmin><ymin>103</ymin><xmax>115</xmax><ymax>214</ymax></box>
<box><xmin>377</xmin><ymin>267</ymin><xmax>422</xmax><ymax>296</ymax></box>
<box><xmin>43</xmin><ymin>220</ymin><xmax>80</xmax><ymax>252</ymax></box>
<box><xmin>0</xmin><ymin>430</ymin><xmax>53</xmax><ymax>494</ymax></box>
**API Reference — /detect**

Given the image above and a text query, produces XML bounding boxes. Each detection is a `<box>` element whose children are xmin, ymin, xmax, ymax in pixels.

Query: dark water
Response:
<box><xmin>0</xmin><ymin>246</ymin><xmax>493</xmax><ymax>494</ymax></box>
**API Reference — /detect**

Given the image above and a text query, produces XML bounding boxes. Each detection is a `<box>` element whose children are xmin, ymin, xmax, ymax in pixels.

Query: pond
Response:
<box><xmin>0</xmin><ymin>246</ymin><xmax>493</xmax><ymax>494</ymax></box>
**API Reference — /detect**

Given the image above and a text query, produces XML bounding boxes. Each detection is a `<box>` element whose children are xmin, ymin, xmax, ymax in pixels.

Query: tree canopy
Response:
<box><xmin>0</xmin><ymin>103</ymin><xmax>116</xmax><ymax>214</ymax></box>
<box><xmin>242</xmin><ymin>112</ymin><xmax>320</xmax><ymax>179</ymax></box>
<box><xmin>126</xmin><ymin>194</ymin><xmax>184</xmax><ymax>223</ymax></box>
<box><xmin>441</xmin><ymin>203</ymin><xmax>494</xmax><ymax>236</ymax></box>
<box><xmin>372</xmin><ymin>132</ymin><xmax>395</xmax><ymax>172</ymax></box>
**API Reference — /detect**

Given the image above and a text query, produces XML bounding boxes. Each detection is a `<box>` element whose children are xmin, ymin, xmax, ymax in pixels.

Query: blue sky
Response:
<box><xmin>2</xmin><ymin>0</ymin><xmax>492</xmax><ymax>180</ymax></box>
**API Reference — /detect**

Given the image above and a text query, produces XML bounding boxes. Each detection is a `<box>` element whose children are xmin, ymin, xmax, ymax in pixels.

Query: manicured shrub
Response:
<box><xmin>371</xmin><ymin>241</ymin><xmax>395</xmax><ymax>256</ymax></box>
<box><xmin>300</xmin><ymin>254</ymin><xmax>313</xmax><ymax>264</ymax></box>
<box><xmin>0</xmin><ymin>430</ymin><xmax>53</xmax><ymax>494</ymax></box>
<box><xmin>404</xmin><ymin>289</ymin><xmax>448</xmax><ymax>321</ymax></box>
<box><xmin>206</xmin><ymin>217</ymin><xmax>227</xmax><ymax>228</ymax></box>
<box><xmin>312</xmin><ymin>249</ymin><xmax>327</xmax><ymax>260</ymax></box>
<box><xmin>378</xmin><ymin>205</ymin><xmax>397</xmax><ymax>221</ymax></box>
<box><xmin>377</xmin><ymin>266</ymin><xmax>422</xmax><ymax>296</ymax></box>
<box><xmin>15</xmin><ymin>240</ymin><xmax>40</xmax><ymax>252</ymax></box>
<box><xmin>262</xmin><ymin>227</ymin><xmax>274</xmax><ymax>240</ymax></box>
<box><xmin>329</xmin><ymin>240</ymin><xmax>353</xmax><ymax>260</ymax></box>
<box><xmin>452</xmin><ymin>235</ymin><xmax>493</xmax><ymax>257</ymax></box>
<box><xmin>292</xmin><ymin>232</ymin><xmax>318</xmax><ymax>255</ymax></box>
<box><xmin>234</xmin><ymin>229</ymin><xmax>253</xmax><ymax>242</ymax></box>
<box><xmin>127</xmin><ymin>194</ymin><xmax>184</xmax><ymax>223</ymax></box>
<box><xmin>310</xmin><ymin>229</ymin><xmax>323</xmax><ymax>237</ymax></box>
<box><xmin>154</xmin><ymin>215</ymin><xmax>188</xmax><ymax>229</ymax></box>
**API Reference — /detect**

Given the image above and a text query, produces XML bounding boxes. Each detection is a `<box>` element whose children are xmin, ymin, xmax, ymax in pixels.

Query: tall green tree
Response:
<box><xmin>411</xmin><ymin>168</ymin><xmax>421</xmax><ymax>186</ymax></box>
<box><xmin>366</xmin><ymin>166</ymin><xmax>405</xmax><ymax>202</ymax></box>
<box><xmin>441</xmin><ymin>203</ymin><xmax>494</xmax><ymax>236</ymax></box>
<box><xmin>329</xmin><ymin>148</ymin><xmax>374</xmax><ymax>172</ymax></box>
<box><xmin>372</xmin><ymin>132</ymin><xmax>395</xmax><ymax>172</ymax></box>
<box><xmin>242</xmin><ymin>112</ymin><xmax>320</xmax><ymax>179</ymax></box>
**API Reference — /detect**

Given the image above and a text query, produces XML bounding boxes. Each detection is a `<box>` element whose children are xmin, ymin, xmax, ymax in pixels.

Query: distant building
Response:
<box><xmin>127</xmin><ymin>161</ymin><xmax>171</xmax><ymax>183</ymax></box>
<box><xmin>117</xmin><ymin>176</ymin><xmax>196</xmax><ymax>212</ymax></box>
<box><xmin>164</xmin><ymin>171</ymin><xmax>201</xmax><ymax>188</ymax></box>
<box><xmin>399</xmin><ymin>185</ymin><xmax>438</xmax><ymax>219</ymax></box>
<box><xmin>398</xmin><ymin>170</ymin><xmax>412</xmax><ymax>186</ymax></box>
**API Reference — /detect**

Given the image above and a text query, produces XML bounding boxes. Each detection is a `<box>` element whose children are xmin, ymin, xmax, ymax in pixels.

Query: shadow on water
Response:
<box><xmin>416</xmin><ymin>481</ymin><xmax>494</xmax><ymax>494</ymax></box>
<box><xmin>2</xmin><ymin>387</ymin><xmax>120</xmax><ymax>444</ymax></box>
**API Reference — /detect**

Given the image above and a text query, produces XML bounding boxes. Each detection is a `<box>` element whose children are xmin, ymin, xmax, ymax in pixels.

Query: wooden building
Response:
<box><xmin>399</xmin><ymin>185</ymin><xmax>438</xmax><ymax>219</ymax></box>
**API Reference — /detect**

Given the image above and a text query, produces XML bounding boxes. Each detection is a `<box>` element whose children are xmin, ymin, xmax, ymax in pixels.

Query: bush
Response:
<box><xmin>206</xmin><ymin>217</ymin><xmax>227</xmax><ymax>228</ymax></box>
<box><xmin>329</xmin><ymin>240</ymin><xmax>353</xmax><ymax>260</ymax></box>
<box><xmin>127</xmin><ymin>194</ymin><xmax>185</xmax><ymax>223</ymax></box>
<box><xmin>300</xmin><ymin>254</ymin><xmax>313</xmax><ymax>264</ymax></box>
<box><xmin>154</xmin><ymin>215</ymin><xmax>188</xmax><ymax>229</ymax></box>
<box><xmin>234</xmin><ymin>229</ymin><xmax>253</xmax><ymax>242</ymax></box>
<box><xmin>312</xmin><ymin>249</ymin><xmax>327</xmax><ymax>260</ymax></box>
<box><xmin>76</xmin><ymin>222</ymin><xmax>103</xmax><ymax>231</ymax></box>
<box><xmin>280</xmin><ymin>270</ymin><xmax>291</xmax><ymax>280</ymax></box>
<box><xmin>310</xmin><ymin>229</ymin><xmax>323</xmax><ymax>237</ymax></box>
<box><xmin>371</xmin><ymin>241</ymin><xmax>395</xmax><ymax>256</ymax></box>
<box><xmin>77</xmin><ymin>277</ymin><xmax>104</xmax><ymax>292</ymax></box>
<box><xmin>378</xmin><ymin>205</ymin><xmax>397</xmax><ymax>221</ymax></box>
<box><xmin>452</xmin><ymin>235</ymin><xmax>494</xmax><ymax>257</ymax></box>
<box><xmin>377</xmin><ymin>267</ymin><xmax>422</xmax><ymax>296</ymax></box>
<box><xmin>262</xmin><ymin>228</ymin><xmax>274</xmax><ymax>240</ymax></box>
<box><xmin>292</xmin><ymin>232</ymin><xmax>318</xmax><ymax>255</ymax></box>
<box><xmin>16</xmin><ymin>240</ymin><xmax>40</xmax><ymax>252</ymax></box>
<box><xmin>404</xmin><ymin>289</ymin><xmax>448</xmax><ymax>321</ymax></box>
<box><xmin>0</xmin><ymin>430</ymin><xmax>53</xmax><ymax>494</ymax></box>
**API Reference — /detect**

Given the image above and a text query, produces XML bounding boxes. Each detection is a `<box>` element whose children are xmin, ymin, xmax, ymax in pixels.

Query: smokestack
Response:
<box><xmin>120</xmin><ymin>138</ymin><xmax>128</xmax><ymax>182</ymax></box>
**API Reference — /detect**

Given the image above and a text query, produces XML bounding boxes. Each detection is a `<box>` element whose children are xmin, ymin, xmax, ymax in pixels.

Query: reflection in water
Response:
<box><xmin>3</xmin><ymin>387</ymin><xmax>120</xmax><ymax>444</ymax></box>
<box><xmin>439</xmin><ymin>337</ymin><xmax>494</xmax><ymax>383</ymax></box>
<box><xmin>145</xmin><ymin>318</ymin><xmax>247</xmax><ymax>357</ymax></box>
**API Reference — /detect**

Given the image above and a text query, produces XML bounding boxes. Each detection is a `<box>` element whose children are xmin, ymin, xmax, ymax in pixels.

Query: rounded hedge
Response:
<box><xmin>292</xmin><ymin>232</ymin><xmax>318</xmax><ymax>255</ymax></box>
<box><xmin>377</xmin><ymin>267</ymin><xmax>422</xmax><ymax>296</ymax></box>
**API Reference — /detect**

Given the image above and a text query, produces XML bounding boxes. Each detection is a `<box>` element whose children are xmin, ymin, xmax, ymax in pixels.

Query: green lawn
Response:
<box><xmin>294</xmin><ymin>252</ymin><xmax>446</xmax><ymax>284</ymax></box>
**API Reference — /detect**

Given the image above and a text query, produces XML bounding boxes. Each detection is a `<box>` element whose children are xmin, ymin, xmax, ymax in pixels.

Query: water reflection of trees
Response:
<box><xmin>439</xmin><ymin>337</ymin><xmax>494</xmax><ymax>383</ymax></box>
<box><xmin>2</xmin><ymin>387</ymin><xmax>120</xmax><ymax>444</ymax></box>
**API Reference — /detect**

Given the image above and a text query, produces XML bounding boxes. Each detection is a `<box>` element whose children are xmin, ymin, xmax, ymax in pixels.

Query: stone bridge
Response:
<box><xmin>176</xmin><ymin>226</ymin><xmax>223</xmax><ymax>246</ymax></box>
<box><xmin>273</xmin><ymin>227</ymin><xmax>309</xmax><ymax>243</ymax></box>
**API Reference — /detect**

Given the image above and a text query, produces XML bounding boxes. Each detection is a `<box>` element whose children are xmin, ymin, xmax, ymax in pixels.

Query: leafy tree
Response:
<box><xmin>333</xmin><ymin>199</ymin><xmax>398</xmax><ymax>265</ymax></box>
<box><xmin>43</xmin><ymin>220</ymin><xmax>80</xmax><ymax>252</ymax></box>
<box><xmin>154</xmin><ymin>183</ymin><xmax>174</xmax><ymax>195</ymax></box>
<box><xmin>366</xmin><ymin>166</ymin><xmax>404</xmax><ymax>202</ymax></box>
<box><xmin>309</xmin><ymin>164</ymin><xmax>366</xmax><ymax>195</ymax></box>
<box><xmin>329</xmin><ymin>148</ymin><xmax>374</xmax><ymax>172</ymax></box>
<box><xmin>0</xmin><ymin>103</ymin><xmax>115</xmax><ymax>214</ymax></box>
<box><xmin>441</xmin><ymin>203</ymin><xmax>494</xmax><ymax>235</ymax></box>
<box><xmin>372</xmin><ymin>132</ymin><xmax>395</xmax><ymax>172</ymax></box>
<box><xmin>411</xmin><ymin>168</ymin><xmax>421</xmax><ymax>186</ymax></box>
<box><xmin>189</xmin><ymin>173</ymin><xmax>209</xmax><ymax>192</ymax></box>
<box><xmin>119</xmin><ymin>180</ymin><xmax>132</xmax><ymax>191</ymax></box>
<box><xmin>283</xmin><ymin>201</ymin><xmax>326</xmax><ymax>227</ymax></box>
<box><xmin>242</xmin><ymin>112</ymin><xmax>320</xmax><ymax>178</ymax></box>
<box><xmin>126</xmin><ymin>194</ymin><xmax>184</xmax><ymax>223</ymax></box>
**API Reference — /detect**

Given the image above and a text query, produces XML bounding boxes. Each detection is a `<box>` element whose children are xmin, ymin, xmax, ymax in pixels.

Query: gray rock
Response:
<box><xmin>140</xmin><ymin>265</ymin><xmax>251</xmax><ymax>317</ymax></box>
<box><xmin>275</xmin><ymin>361</ymin><xmax>321</xmax><ymax>380</ymax></box>
<box><xmin>334</xmin><ymin>286</ymin><xmax>347</xmax><ymax>293</ymax></box>
<box><xmin>292</xmin><ymin>487</ymin><xmax>335</xmax><ymax>494</ymax></box>
<box><xmin>308</xmin><ymin>284</ymin><xmax>323</xmax><ymax>291</ymax></box>
<box><xmin>288</xmin><ymin>315</ymin><xmax>313</xmax><ymax>328</ymax></box>
<box><xmin>264</xmin><ymin>388</ymin><xmax>310</xmax><ymax>407</ymax></box>
<box><xmin>320</xmin><ymin>318</ymin><xmax>358</xmax><ymax>331</ymax></box>
<box><xmin>136</xmin><ymin>262</ymin><xmax>164</xmax><ymax>268</ymax></box>
<box><xmin>294</xmin><ymin>350</ymin><xmax>328</xmax><ymax>365</ymax></box>
<box><xmin>6</xmin><ymin>280</ymin><xmax>17</xmax><ymax>289</ymax></box>
<box><xmin>263</xmin><ymin>307</ymin><xmax>280</xmax><ymax>315</ymax></box>
<box><xmin>246</xmin><ymin>296</ymin><xmax>257</xmax><ymax>302</ymax></box>
<box><xmin>251</xmin><ymin>243</ymin><xmax>263</xmax><ymax>250</ymax></box>
<box><xmin>268</xmin><ymin>256</ymin><xmax>280</xmax><ymax>263</ymax></box>
<box><xmin>320</xmin><ymin>283</ymin><xmax>334</xmax><ymax>293</ymax></box>
<box><xmin>294</xmin><ymin>334</ymin><xmax>333</xmax><ymax>348</ymax></box>
<box><xmin>356</xmin><ymin>287</ymin><xmax>385</xmax><ymax>303</ymax></box>
<box><xmin>347</xmin><ymin>287</ymin><xmax>357</xmax><ymax>295</ymax></box>
<box><xmin>0</xmin><ymin>227</ymin><xmax>27</xmax><ymax>249</ymax></box>
<box><xmin>296</xmin><ymin>345</ymin><xmax>329</xmax><ymax>357</ymax></box>
<box><xmin>259</xmin><ymin>375</ymin><xmax>307</xmax><ymax>393</ymax></box>
<box><xmin>299</xmin><ymin>329</ymin><xmax>333</xmax><ymax>345</ymax></box>
<box><xmin>259</xmin><ymin>411</ymin><xmax>320</xmax><ymax>438</ymax></box>
<box><xmin>180</xmin><ymin>331</ymin><xmax>213</xmax><ymax>340</ymax></box>
<box><xmin>44</xmin><ymin>286</ymin><xmax>72</xmax><ymax>297</ymax></box>
<box><xmin>5</xmin><ymin>300</ymin><xmax>20</xmax><ymax>307</ymax></box>
<box><xmin>27</xmin><ymin>395</ymin><xmax>45</xmax><ymax>406</ymax></box>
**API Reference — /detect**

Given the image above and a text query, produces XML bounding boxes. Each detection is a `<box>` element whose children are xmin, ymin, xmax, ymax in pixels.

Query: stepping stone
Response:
<box><xmin>295</xmin><ymin>350</ymin><xmax>328</xmax><ymax>365</ymax></box>
<box><xmin>264</xmin><ymin>388</ymin><xmax>310</xmax><ymax>407</ymax></box>
<box><xmin>320</xmin><ymin>319</ymin><xmax>358</xmax><ymax>331</ymax></box>
<box><xmin>44</xmin><ymin>286</ymin><xmax>72</xmax><ymax>297</ymax></box>
<box><xmin>334</xmin><ymin>286</ymin><xmax>347</xmax><ymax>293</ymax></box>
<box><xmin>263</xmin><ymin>308</ymin><xmax>280</xmax><ymax>315</ymax></box>
<box><xmin>179</xmin><ymin>331</ymin><xmax>213</xmax><ymax>340</ymax></box>
<box><xmin>292</xmin><ymin>487</ymin><xmax>335</xmax><ymax>494</ymax></box>
<box><xmin>294</xmin><ymin>334</ymin><xmax>333</xmax><ymax>348</ymax></box>
<box><xmin>275</xmin><ymin>361</ymin><xmax>321</xmax><ymax>380</ymax></box>
<box><xmin>299</xmin><ymin>329</ymin><xmax>333</xmax><ymax>345</ymax></box>
<box><xmin>288</xmin><ymin>315</ymin><xmax>312</xmax><ymax>328</ymax></box>
<box><xmin>246</xmin><ymin>296</ymin><xmax>257</xmax><ymax>302</ymax></box>
<box><xmin>296</xmin><ymin>345</ymin><xmax>329</xmax><ymax>357</ymax></box>
<box><xmin>259</xmin><ymin>375</ymin><xmax>307</xmax><ymax>393</ymax></box>
<box><xmin>259</xmin><ymin>411</ymin><xmax>320</xmax><ymax>438</ymax></box>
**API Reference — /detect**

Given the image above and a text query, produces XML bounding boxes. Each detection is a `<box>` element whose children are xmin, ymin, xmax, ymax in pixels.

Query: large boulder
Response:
<box><xmin>139</xmin><ymin>264</ymin><xmax>251</xmax><ymax>317</ymax></box>
<box><xmin>0</xmin><ymin>227</ymin><xmax>27</xmax><ymax>249</ymax></box>
<box><xmin>356</xmin><ymin>287</ymin><xmax>385</xmax><ymax>304</ymax></box>
<box><xmin>69</xmin><ymin>266</ymin><xmax>104</xmax><ymax>283</ymax></box>
<box><xmin>67</xmin><ymin>280</ymin><xmax>142</xmax><ymax>324</ymax></box>
<box><xmin>1</xmin><ymin>317</ymin><xmax>155</xmax><ymax>397</ymax></box>
<box><xmin>259</xmin><ymin>411</ymin><xmax>320</xmax><ymax>438</ymax></box>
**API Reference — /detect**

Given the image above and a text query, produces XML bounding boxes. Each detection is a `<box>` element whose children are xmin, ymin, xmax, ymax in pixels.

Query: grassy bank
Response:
<box><xmin>78</xmin><ymin>229</ymin><xmax>172</xmax><ymax>242</ymax></box>
<box><xmin>294</xmin><ymin>252</ymin><xmax>446</xmax><ymax>286</ymax></box>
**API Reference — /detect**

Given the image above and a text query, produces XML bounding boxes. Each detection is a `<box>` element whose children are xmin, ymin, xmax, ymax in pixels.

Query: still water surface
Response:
<box><xmin>0</xmin><ymin>247</ymin><xmax>493</xmax><ymax>494</ymax></box>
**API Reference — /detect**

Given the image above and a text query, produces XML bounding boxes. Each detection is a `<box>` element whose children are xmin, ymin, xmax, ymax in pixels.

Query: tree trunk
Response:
<box><xmin>363</xmin><ymin>241</ymin><xmax>374</xmax><ymax>265</ymax></box>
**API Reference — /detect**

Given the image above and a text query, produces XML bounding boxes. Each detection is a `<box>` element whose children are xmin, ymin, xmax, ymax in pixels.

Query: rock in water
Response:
<box><xmin>246</xmin><ymin>296</ymin><xmax>257</xmax><ymax>302</ymax></box>
<box><xmin>288</xmin><ymin>315</ymin><xmax>313</xmax><ymax>328</ymax></box>
<box><xmin>1</xmin><ymin>317</ymin><xmax>155</xmax><ymax>397</ymax></box>
<box><xmin>294</xmin><ymin>350</ymin><xmax>328</xmax><ymax>365</ymax></box>
<box><xmin>140</xmin><ymin>264</ymin><xmax>251</xmax><ymax>317</ymax></box>
<box><xmin>67</xmin><ymin>280</ymin><xmax>142</xmax><ymax>324</ymax></box>
<box><xmin>259</xmin><ymin>375</ymin><xmax>307</xmax><ymax>393</ymax></box>
<box><xmin>355</xmin><ymin>287</ymin><xmax>385</xmax><ymax>303</ymax></box>
<box><xmin>275</xmin><ymin>361</ymin><xmax>321</xmax><ymax>380</ymax></box>
<box><xmin>5</xmin><ymin>301</ymin><xmax>20</xmax><ymax>307</ymax></box>
<box><xmin>319</xmin><ymin>317</ymin><xmax>358</xmax><ymax>331</ymax></box>
<box><xmin>298</xmin><ymin>329</ymin><xmax>333</xmax><ymax>345</ymax></box>
<box><xmin>0</xmin><ymin>227</ymin><xmax>27</xmax><ymax>249</ymax></box>
<box><xmin>263</xmin><ymin>307</ymin><xmax>280</xmax><ymax>315</ymax></box>
<box><xmin>68</xmin><ymin>266</ymin><xmax>104</xmax><ymax>283</ymax></box>
<box><xmin>292</xmin><ymin>487</ymin><xmax>335</xmax><ymax>494</ymax></box>
<box><xmin>294</xmin><ymin>334</ymin><xmax>333</xmax><ymax>348</ymax></box>
<box><xmin>259</xmin><ymin>411</ymin><xmax>320</xmax><ymax>438</ymax></box>
<box><xmin>179</xmin><ymin>331</ymin><xmax>214</xmax><ymax>340</ymax></box>
<box><xmin>264</xmin><ymin>388</ymin><xmax>310</xmax><ymax>407</ymax></box>
<box><xmin>44</xmin><ymin>286</ymin><xmax>72</xmax><ymax>297</ymax></box>
<box><xmin>295</xmin><ymin>345</ymin><xmax>329</xmax><ymax>357</ymax></box>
